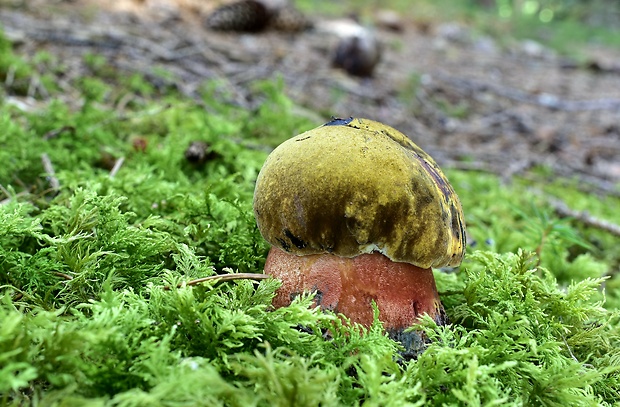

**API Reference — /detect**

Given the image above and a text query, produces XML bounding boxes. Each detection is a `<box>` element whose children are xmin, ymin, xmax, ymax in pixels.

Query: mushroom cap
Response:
<box><xmin>253</xmin><ymin>117</ymin><xmax>466</xmax><ymax>269</ymax></box>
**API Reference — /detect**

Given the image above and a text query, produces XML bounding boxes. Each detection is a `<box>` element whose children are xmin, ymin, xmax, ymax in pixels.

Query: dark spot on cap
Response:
<box><xmin>324</xmin><ymin>117</ymin><xmax>353</xmax><ymax>126</ymax></box>
<box><xmin>450</xmin><ymin>201</ymin><xmax>465</xmax><ymax>247</ymax></box>
<box><xmin>418</xmin><ymin>158</ymin><xmax>453</xmax><ymax>203</ymax></box>
<box><xmin>284</xmin><ymin>229</ymin><xmax>307</xmax><ymax>249</ymax></box>
<box><xmin>276</xmin><ymin>237</ymin><xmax>291</xmax><ymax>252</ymax></box>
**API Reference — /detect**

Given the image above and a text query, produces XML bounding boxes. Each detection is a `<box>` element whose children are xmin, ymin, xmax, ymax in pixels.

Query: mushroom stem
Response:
<box><xmin>265</xmin><ymin>247</ymin><xmax>447</xmax><ymax>330</ymax></box>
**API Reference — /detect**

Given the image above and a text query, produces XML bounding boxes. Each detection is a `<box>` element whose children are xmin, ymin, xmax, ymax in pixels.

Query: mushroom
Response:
<box><xmin>253</xmin><ymin>117</ymin><xmax>465</xmax><ymax>355</ymax></box>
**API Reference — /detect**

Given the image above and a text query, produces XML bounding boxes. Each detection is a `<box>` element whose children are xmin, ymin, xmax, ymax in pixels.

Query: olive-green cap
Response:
<box><xmin>253</xmin><ymin>117</ymin><xmax>466</xmax><ymax>269</ymax></box>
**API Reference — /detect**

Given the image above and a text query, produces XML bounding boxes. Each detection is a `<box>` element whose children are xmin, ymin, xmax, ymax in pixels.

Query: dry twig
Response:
<box><xmin>53</xmin><ymin>272</ymin><xmax>74</xmax><ymax>281</ymax></box>
<box><xmin>42</xmin><ymin>126</ymin><xmax>76</xmax><ymax>140</ymax></box>
<box><xmin>41</xmin><ymin>153</ymin><xmax>60</xmax><ymax>193</ymax></box>
<box><xmin>548</xmin><ymin>198</ymin><xmax>620</xmax><ymax>237</ymax></box>
<box><xmin>109</xmin><ymin>157</ymin><xmax>125</xmax><ymax>178</ymax></box>
<box><xmin>163</xmin><ymin>273</ymin><xmax>270</xmax><ymax>290</ymax></box>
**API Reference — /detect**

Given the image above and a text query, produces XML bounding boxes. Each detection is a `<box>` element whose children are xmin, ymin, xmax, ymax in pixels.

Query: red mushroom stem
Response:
<box><xmin>265</xmin><ymin>247</ymin><xmax>447</xmax><ymax>330</ymax></box>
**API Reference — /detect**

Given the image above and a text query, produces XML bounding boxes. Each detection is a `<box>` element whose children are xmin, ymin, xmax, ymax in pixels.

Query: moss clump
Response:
<box><xmin>2</xmin><ymin>246</ymin><xmax>619</xmax><ymax>405</ymax></box>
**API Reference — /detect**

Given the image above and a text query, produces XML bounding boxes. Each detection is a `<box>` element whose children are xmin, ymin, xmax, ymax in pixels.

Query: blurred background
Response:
<box><xmin>1</xmin><ymin>0</ymin><xmax>619</xmax><ymax>184</ymax></box>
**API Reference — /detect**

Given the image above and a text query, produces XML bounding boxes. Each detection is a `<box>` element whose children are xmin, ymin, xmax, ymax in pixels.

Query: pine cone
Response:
<box><xmin>268</xmin><ymin>5</ymin><xmax>313</xmax><ymax>32</ymax></box>
<box><xmin>205</xmin><ymin>0</ymin><xmax>270</xmax><ymax>32</ymax></box>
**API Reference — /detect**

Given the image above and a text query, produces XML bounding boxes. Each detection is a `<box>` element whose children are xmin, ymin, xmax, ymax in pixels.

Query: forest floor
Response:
<box><xmin>2</xmin><ymin>0</ymin><xmax>620</xmax><ymax>193</ymax></box>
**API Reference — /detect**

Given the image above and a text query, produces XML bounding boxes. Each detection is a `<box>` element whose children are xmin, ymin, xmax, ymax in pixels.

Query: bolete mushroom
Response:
<box><xmin>253</xmin><ymin>117</ymin><xmax>465</xmax><ymax>355</ymax></box>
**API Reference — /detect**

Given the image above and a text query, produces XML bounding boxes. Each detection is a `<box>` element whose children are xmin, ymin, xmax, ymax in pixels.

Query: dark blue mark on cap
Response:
<box><xmin>324</xmin><ymin>117</ymin><xmax>353</xmax><ymax>126</ymax></box>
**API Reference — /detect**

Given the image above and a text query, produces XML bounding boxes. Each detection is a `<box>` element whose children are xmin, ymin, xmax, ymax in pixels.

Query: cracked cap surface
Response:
<box><xmin>253</xmin><ymin>117</ymin><xmax>466</xmax><ymax>269</ymax></box>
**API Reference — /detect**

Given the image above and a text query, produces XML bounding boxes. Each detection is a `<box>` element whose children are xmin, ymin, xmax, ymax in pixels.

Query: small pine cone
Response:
<box><xmin>268</xmin><ymin>5</ymin><xmax>313</xmax><ymax>32</ymax></box>
<box><xmin>205</xmin><ymin>0</ymin><xmax>270</xmax><ymax>32</ymax></box>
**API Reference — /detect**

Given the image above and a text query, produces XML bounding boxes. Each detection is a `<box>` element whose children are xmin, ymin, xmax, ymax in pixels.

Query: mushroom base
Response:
<box><xmin>265</xmin><ymin>247</ymin><xmax>447</xmax><ymax>355</ymax></box>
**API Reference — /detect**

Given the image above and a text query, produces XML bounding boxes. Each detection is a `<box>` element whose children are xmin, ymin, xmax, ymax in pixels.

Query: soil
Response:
<box><xmin>1</xmin><ymin>0</ymin><xmax>620</xmax><ymax>190</ymax></box>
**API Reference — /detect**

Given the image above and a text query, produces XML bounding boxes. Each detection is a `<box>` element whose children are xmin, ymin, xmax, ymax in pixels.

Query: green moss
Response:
<box><xmin>3</xmin><ymin>249</ymin><xmax>619</xmax><ymax>405</ymax></box>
